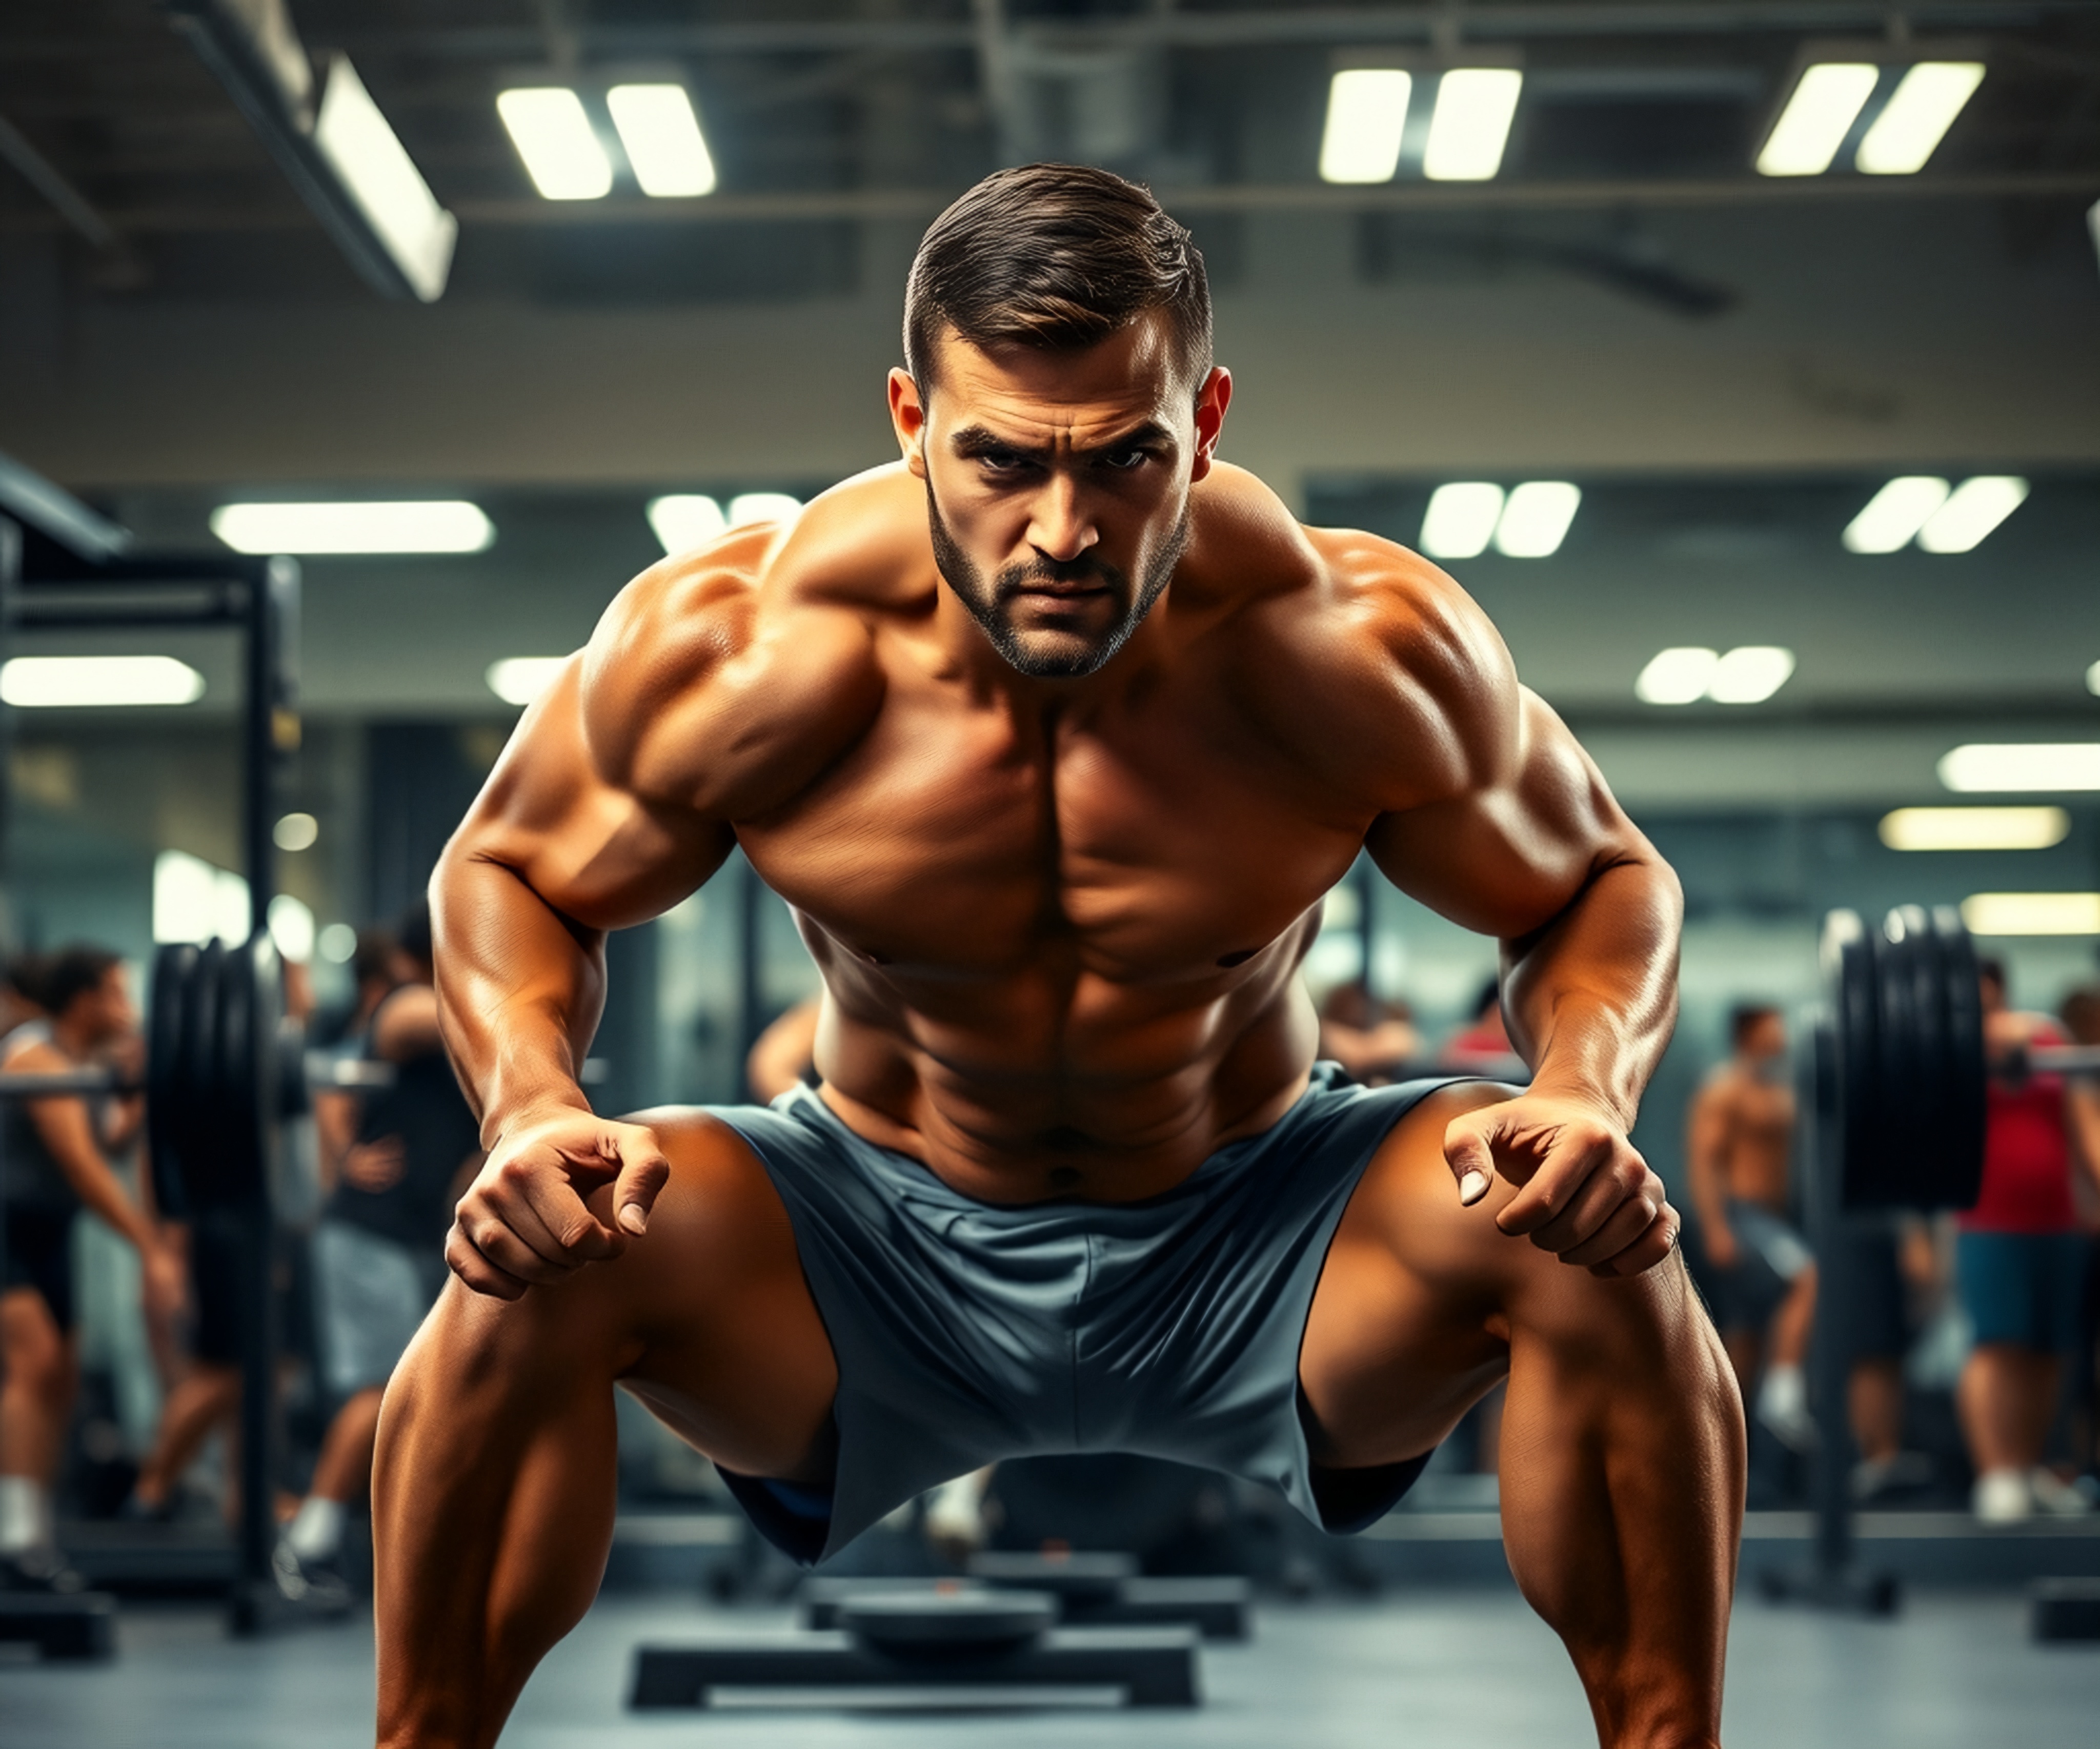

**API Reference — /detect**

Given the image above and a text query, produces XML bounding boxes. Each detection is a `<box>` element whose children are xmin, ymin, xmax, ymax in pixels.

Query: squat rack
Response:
<box><xmin>0</xmin><ymin>450</ymin><xmax>302</xmax><ymax>1634</ymax></box>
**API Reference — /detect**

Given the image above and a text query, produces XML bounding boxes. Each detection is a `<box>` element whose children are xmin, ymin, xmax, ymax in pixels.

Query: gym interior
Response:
<box><xmin>2</xmin><ymin>3</ymin><xmax>2099</xmax><ymax>1745</ymax></box>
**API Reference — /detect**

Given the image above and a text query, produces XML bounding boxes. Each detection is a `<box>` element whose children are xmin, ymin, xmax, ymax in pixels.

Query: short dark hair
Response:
<box><xmin>1730</xmin><ymin>1003</ymin><xmax>1781</xmax><ymax>1048</ymax></box>
<box><xmin>903</xmin><ymin>164</ymin><xmax>1211</xmax><ymax>397</ymax></box>
<box><xmin>352</xmin><ymin>927</ymin><xmax>398</xmax><ymax>988</ymax></box>
<box><xmin>41</xmin><ymin>945</ymin><xmax>120</xmax><ymax>1019</ymax></box>
<box><xmin>6</xmin><ymin>953</ymin><xmax>50</xmax><ymax>1011</ymax></box>
<box><xmin>1977</xmin><ymin>956</ymin><xmax>2007</xmax><ymax>995</ymax></box>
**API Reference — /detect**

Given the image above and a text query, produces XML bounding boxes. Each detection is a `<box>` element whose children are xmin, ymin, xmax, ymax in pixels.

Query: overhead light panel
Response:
<box><xmin>1960</xmin><ymin>891</ymin><xmax>2100</xmax><ymax>937</ymax></box>
<box><xmin>1916</xmin><ymin>475</ymin><xmax>2027</xmax><ymax>554</ymax></box>
<box><xmin>1419</xmin><ymin>482</ymin><xmax>1504</xmax><ymax>560</ymax></box>
<box><xmin>1939</xmin><ymin>743</ymin><xmax>2100</xmax><ymax>793</ymax></box>
<box><xmin>153</xmin><ymin>850</ymin><xmax>250</xmax><ymax>945</ymax></box>
<box><xmin>267</xmin><ymin>893</ymin><xmax>316</xmax><ymax>963</ymax></box>
<box><xmin>1756</xmin><ymin>62</ymin><xmax>1879</xmax><ymax>177</ymax></box>
<box><xmin>2087</xmin><ymin>658</ymin><xmax>2100</xmax><ymax>699</ymax></box>
<box><xmin>1855</xmin><ymin>62</ymin><xmax>1984</xmax><ymax>175</ymax></box>
<box><xmin>645</xmin><ymin>494</ymin><xmax>727</xmax><ymax>554</ymax></box>
<box><xmin>273</xmin><ymin>811</ymin><xmax>319</xmax><ymax>852</ymax></box>
<box><xmin>608</xmin><ymin>84</ymin><xmax>716</xmax><ymax>197</ymax></box>
<box><xmin>211</xmin><ymin>501</ymin><xmax>494</xmax><ymax>555</ymax></box>
<box><xmin>1635</xmin><ymin>647</ymin><xmax>1720</xmax><ymax>706</ymax></box>
<box><xmin>728</xmin><ymin>492</ymin><xmax>803</xmax><ymax>527</ymax></box>
<box><xmin>1491</xmin><ymin>481</ymin><xmax>1580</xmax><ymax>557</ymax></box>
<box><xmin>311</xmin><ymin>55</ymin><xmax>456</xmax><ymax>301</ymax></box>
<box><xmin>1</xmin><ymin>656</ymin><xmax>205</xmax><ymax>708</ymax></box>
<box><xmin>1424</xmin><ymin>68</ymin><xmax>1523</xmax><ymax>182</ymax></box>
<box><xmin>1841</xmin><ymin>476</ymin><xmax>1949</xmax><ymax>554</ymax></box>
<box><xmin>487</xmin><ymin>656</ymin><xmax>569</xmax><ymax>707</ymax></box>
<box><xmin>1879</xmin><ymin>806</ymin><xmax>2070</xmax><ymax>851</ymax></box>
<box><xmin>1319</xmin><ymin>69</ymin><xmax>1412</xmax><ymax>185</ymax></box>
<box><xmin>497</xmin><ymin>87</ymin><xmax>613</xmax><ymax>200</ymax></box>
<box><xmin>1635</xmin><ymin>645</ymin><xmax>1793</xmax><ymax>706</ymax></box>
<box><xmin>1706</xmin><ymin>645</ymin><xmax>1795</xmax><ymax>704</ymax></box>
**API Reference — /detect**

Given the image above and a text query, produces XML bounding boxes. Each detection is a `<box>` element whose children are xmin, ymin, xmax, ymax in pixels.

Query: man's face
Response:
<box><xmin>890</xmin><ymin>315</ymin><xmax>1229</xmax><ymax>679</ymax></box>
<box><xmin>77</xmin><ymin>965</ymin><xmax>135</xmax><ymax>1047</ymax></box>
<box><xmin>1741</xmin><ymin>1011</ymin><xmax>1787</xmax><ymax>1065</ymax></box>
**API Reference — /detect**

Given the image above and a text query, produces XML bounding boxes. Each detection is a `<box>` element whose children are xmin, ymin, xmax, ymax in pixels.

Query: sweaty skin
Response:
<box><xmin>378</xmin><ymin>316</ymin><xmax>1740</xmax><ymax>1749</ymax></box>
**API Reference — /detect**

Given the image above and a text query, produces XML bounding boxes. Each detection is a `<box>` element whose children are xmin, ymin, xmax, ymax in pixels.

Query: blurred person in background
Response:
<box><xmin>2</xmin><ymin>946</ymin><xmax>183</xmax><ymax>1588</ymax></box>
<box><xmin>1438</xmin><ymin>977</ymin><xmax>1513</xmax><ymax>1067</ymax></box>
<box><xmin>1957</xmin><ymin>960</ymin><xmax>2100</xmax><ymax>1522</ymax></box>
<box><xmin>1686</xmin><ymin>1004</ymin><xmax>1819</xmax><ymax>1453</ymax></box>
<box><xmin>274</xmin><ymin>904</ymin><xmax>481</xmax><ymax>1601</ymax></box>
<box><xmin>2062</xmin><ymin>984</ymin><xmax>2100</xmax><ymax>1491</ymax></box>
<box><xmin>1317</xmin><ymin>981</ymin><xmax>1420</xmax><ymax>1086</ymax></box>
<box><xmin>745</xmin><ymin>994</ymin><xmax>823</xmax><ymax>1104</ymax></box>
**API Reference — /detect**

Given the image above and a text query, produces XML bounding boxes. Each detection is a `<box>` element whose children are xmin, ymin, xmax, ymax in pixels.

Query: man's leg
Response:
<box><xmin>0</xmin><ymin>1287</ymin><xmax>76</xmax><ymax>1571</ymax></box>
<box><xmin>1301</xmin><ymin>1086</ymin><xmax>1743</xmax><ymax>1749</ymax></box>
<box><xmin>132</xmin><ymin>1362</ymin><xmax>240</xmax><ymax>1511</ymax></box>
<box><xmin>372</xmin><ymin>1111</ymin><xmax>837</xmax><ymax>1749</ymax></box>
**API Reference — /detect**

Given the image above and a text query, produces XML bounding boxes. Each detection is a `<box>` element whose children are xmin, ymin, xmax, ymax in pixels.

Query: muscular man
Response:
<box><xmin>376</xmin><ymin>165</ymin><xmax>1741</xmax><ymax>1748</ymax></box>
<box><xmin>1686</xmin><ymin>1004</ymin><xmax>1818</xmax><ymax>1451</ymax></box>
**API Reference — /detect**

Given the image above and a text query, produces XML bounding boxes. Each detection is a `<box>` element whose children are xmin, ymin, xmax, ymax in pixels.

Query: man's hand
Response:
<box><xmin>1443</xmin><ymin>1092</ymin><xmax>1679</xmax><ymax>1277</ymax></box>
<box><xmin>140</xmin><ymin>1240</ymin><xmax>187</xmax><ymax>1320</ymax></box>
<box><xmin>341</xmin><ymin>1136</ymin><xmax>407</xmax><ymax>1194</ymax></box>
<box><xmin>447</xmin><ymin>1109</ymin><xmax>671</xmax><ymax>1300</ymax></box>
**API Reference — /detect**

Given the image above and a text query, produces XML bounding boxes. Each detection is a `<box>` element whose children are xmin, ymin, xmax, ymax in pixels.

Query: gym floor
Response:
<box><xmin>3</xmin><ymin>1589</ymin><xmax>2094</xmax><ymax>1748</ymax></box>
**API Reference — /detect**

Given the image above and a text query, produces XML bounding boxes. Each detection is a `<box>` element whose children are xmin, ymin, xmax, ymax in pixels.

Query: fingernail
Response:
<box><xmin>1458</xmin><ymin>1170</ymin><xmax>1490</xmax><ymax>1206</ymax></box>
<box><xmin>618</xmin><ymin>1207</ymin><xmax>648</xmax><ymax>1236</ymax></box>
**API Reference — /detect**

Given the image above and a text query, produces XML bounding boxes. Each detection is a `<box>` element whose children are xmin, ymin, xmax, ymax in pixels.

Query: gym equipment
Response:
<box><xmin>2031</xmin><ymin>1578</ymin><xmax>2100</xmax><ymax>1642</ymax></box>
<box><xmin>631</xmin><ymin>1585</ymin><xmax>1201</xmax><ymax>1711</ymax></box>
<box><xmin>0</xmin><ymin>1591</ymin><xmax>115</xmax><ymax>1661</ymax></box>
<box><xmin>802</xmin><ymin>1550</ymin><xmax>1253</xmax><ymax>1640</ymax></box>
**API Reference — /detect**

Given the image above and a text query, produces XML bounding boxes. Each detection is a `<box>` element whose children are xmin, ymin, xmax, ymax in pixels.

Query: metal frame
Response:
<box><xmin>0</xmin><ymin>461</ymin><xmax>302</xmax><ymax>1635</ymax></box>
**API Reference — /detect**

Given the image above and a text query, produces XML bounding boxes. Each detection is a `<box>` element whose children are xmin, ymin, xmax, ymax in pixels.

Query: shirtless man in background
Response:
<box><xmin>374</xmin><ymin>164</ymin><xmax>1742</xmax><ymax>1749</ymax></box>
<box><xmin>1687</xmin><ymin>1004</ymin><xmax>1818</xmax><ymax>1450</ymax></box>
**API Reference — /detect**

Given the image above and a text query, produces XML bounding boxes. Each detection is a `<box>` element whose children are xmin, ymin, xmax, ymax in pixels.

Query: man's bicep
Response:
<box><xmin>449</xmin><ymin>660</ymin><xmax>733</xmax><ymax>932</ymax></box>
<box><xmin>1366</xmin><ymin>690</ymin><xmax>1632</xmax><ymax>940</ymax></box>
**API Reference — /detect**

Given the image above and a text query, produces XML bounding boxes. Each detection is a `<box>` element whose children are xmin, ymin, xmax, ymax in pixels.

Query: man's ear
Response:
<box><xmin>889</xmin><ymin>369</ymin><xmax>928</xmax><ymax>479</ymax></box>
<box><xmin>1189</xmin><ymin>367</ymin><xmax>1233</xmax><ymax>483</ymax></box>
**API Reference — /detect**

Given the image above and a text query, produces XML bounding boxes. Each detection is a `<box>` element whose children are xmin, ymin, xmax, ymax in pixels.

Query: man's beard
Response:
<box><xmin>925</xmin><ymin>485</ymin><xmax>1189</xmax><ymax>679</ymax></box>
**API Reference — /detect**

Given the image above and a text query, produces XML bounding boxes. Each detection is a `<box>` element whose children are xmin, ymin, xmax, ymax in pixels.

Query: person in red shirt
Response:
<box><xmin>1958</xmin><ymin>959</ymin><xmax>2100</xmax><ymax>1522</ymax></box>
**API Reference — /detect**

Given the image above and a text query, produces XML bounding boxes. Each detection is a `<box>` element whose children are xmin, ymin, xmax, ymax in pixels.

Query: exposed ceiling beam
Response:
<box><xmin>5</xmin><ymin>169</ymin><xmax>2093</xmax><ymax>236</ymax></box>
<box><xmin>0</xmin><ymin>109</ymin><xmax>120</xmax><ymax>251</ymax></box>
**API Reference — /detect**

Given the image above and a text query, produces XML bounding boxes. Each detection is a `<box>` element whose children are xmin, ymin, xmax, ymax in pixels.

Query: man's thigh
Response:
<box><xmin>1299</xmin><ymin>1083</ymin><xmax>1709</xmax><ymax>1471</ymax></box>
<box><xmin>415</xmin><ymin>1108</ymin><xmax>838</xmax><ymax>1483</ymax></box>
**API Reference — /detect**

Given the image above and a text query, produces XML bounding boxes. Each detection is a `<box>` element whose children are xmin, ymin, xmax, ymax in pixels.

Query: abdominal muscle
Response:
<box><xmin>802</xmin><ymin>936</ymin><xmax>1326</xmax><ymax>1206</ymax></box>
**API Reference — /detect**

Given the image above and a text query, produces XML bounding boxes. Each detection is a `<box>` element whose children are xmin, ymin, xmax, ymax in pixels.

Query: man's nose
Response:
<box><xmin>1026</xmin><ymin>475</ymin><xmax>1099</xmax><ymax>564</ymax></box>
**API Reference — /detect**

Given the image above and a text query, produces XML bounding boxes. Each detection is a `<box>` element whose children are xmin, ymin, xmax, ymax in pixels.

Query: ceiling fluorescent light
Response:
<box><xmin>1960</xmin><ymin>891</ymin><xmax>2100</xmax><ymax>937</ymax></box>
<box><xmin>1635</xmin><ymin>647</ymin><xmax>1719</xmax><ymax>706</ymax></box>
<box><xmin>1419</xmin><ymin>483</ymin><xmax>1504</xmax><ymax>559</ymax></box>
<box><xmin>1491</xmin><ymin>481</ymin><xmax>1580</xmax><ymax>557</ymax></box>
<box><xmin>1939</xmin><ymin>743</ymin><xmax>2100</xmax><ymax>793</ymax></box>
<box><xmin>1756</xmin><ymin>62</ymin><xmax>1879</xmax><ymax>177</ymax></box>
<box><xmin>267</xmin><ymin>892</ymin><xmax>316</xmax><ymax>963</ymax></box>
<box><xmin>487</xmin><ymin>657</ymin><xmax>569</xmax><ymax>707</ymax></box>
<box><xmin>1879</xmin><ymin>806</ymin><xmax>2070</xmax><ymax>852</ymax></box>
<box><xmin>608</xmin><ymin>84</ymin><xmax>716</xmax><ymax>198</ymax></box>
<box><xmin>211</xmin><ymin>501</ymin><xmax>493</xmax><ymax>555</ymax></box>
<box><xmin>273</xmin><ymin>811</ymin><xmax>319</xmax><ymax>852</ymax></box>
<box><xmin>2</xmin><ymin>656</ymin><xmax>206</xmax><ymax>708</ymax></box>
<box><xmin>1855</xmin><ymin>62</ymin><xmax>1984</xmax><ymax>175</ymax></box>
<box><xmin>497</xmin><ymin>88</ymin><xmax>613</xmax><ymax>200</ymax></box>
<box><xmin>1319</xmin><ymin>69</ymin><xmax>1412</xmax><ymax>185</ymax></box>
<box><xmin>311</xmin><ymin>55</ymin><xmax>456</xmax><ymax>301</ymax></box>
<box><xmin>646</xmin><ymin>494</ymin><xmax>727</xmax><ymax>554</ymax></box>
<box><xmin>1841</xmin><ymin>476</ymin><xmax>1949</xmax><ymax>553</ymax></box>
<box><xmin>2087</xmin><ymin>658</ymin><xmax>2100</xmax><ymax>698</ymax></box>
<box><xmin>1916</xmin><ymin>475</ymin><xmax>2027</xmax><ymax>554</ymax></box>
<box><xmin>1424</xmin><ymin>68</ymin><xmax>1523</xmax><ymax>182</ymax></box>
<box><xmin>728</xmin><ymin>492</ymin><xmax>803</xmax><ymax>527</ymax></box>
<box><xmin>1707</xmin><ymin>645</ymin><xmax>1795</xmax><ymax>704</ymax></box>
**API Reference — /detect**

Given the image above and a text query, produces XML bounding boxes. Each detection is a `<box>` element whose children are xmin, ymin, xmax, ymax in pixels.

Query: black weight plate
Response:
<box><xmin>838</xmin><ymin>1589</ymin><xmax>1057</xmax><ymax>1658</ymax></box>
<box><xmin>1928</xmin><ymin>906</ymin><xmax>1987</xmax><ymax>1212</ymax></box>
<box><xmin>1821</xmin><ymin>911</ymin><xmax>1882</xmax><ymax>1212</ymax></box>
<box><xmin>175</xmin><ymin>940</ymin><xmax>226</xmax><ymax>1211</ymax></box>
<box><xmin>209</xmin><ymin>932</ymin><xmax>282</xmax><ymax>1212</ymax></box>
<box><xmin>145</xmin><ymin>944</ymin><xmax>198</xmax><ymax>1220</ymax></box>
<box><xmin>968</xmin><ymin>1550</ymin><xmax>1136</xmax><ymax>1603</ymax></box>
<box><xmin>1872</xmin><ymin>908</ymin><xmax>1931</xmax><ymax>1211</ymax></box>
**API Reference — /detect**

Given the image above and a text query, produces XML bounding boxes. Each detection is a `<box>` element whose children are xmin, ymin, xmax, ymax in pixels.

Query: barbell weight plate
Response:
<box><xmin>173</xmin><ymin>939</ymin><xmax>226</xmax><ymax>1212</ymax></box>
<box><xmin>145</xmin><ymin>943</ymin><xmax>199</xmax><ymax>1220</ymax></box>
<box><xmin>1821</xmin><ymin>910</ymin><xmax>1884</xmax><ymax>1211</ymax></box>
<box><xmin>1928</xmin><ymin>906</ymin><xmax>1987</xmax><ymax>1212</ymax></box>
<box><xmin>206</xmin><ymin>932</ymin><xmax>281</xmax><ymax>1213</ymax></box>
<box><xmin>1869</xmin><ymin>906</ymin><xmax>1933</xmax><ymax>1212</ymax></box>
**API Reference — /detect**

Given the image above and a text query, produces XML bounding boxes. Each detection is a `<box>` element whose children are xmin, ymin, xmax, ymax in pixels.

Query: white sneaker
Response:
<box><xmin>1972</xmin><ymin>1469</ymin><xmax>2032</xmax><ymax>1524</ymax></box>
<box><xmin>2028</xmin><ymin>1468</ymin><xmax>2093</xmax><ymax>1516</ymax></box>
<box><xmin>1755</xmin><ymin>1365</ymin><xmax>1819</xmax><ymax>1453</ymax></box>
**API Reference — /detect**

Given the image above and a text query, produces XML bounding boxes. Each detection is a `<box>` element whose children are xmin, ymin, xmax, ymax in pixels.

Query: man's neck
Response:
<box><xmin>49</xmin><ymin>1015</ymin><xmax>96</xmax><ymax>1062</ymax></box>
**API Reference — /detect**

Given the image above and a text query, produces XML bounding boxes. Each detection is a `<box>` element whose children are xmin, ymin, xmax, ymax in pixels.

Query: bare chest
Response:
<box><xmin>738</xmin><ymin>677</ymin><xmax>1372</xmax><ymax>984</ymax></box>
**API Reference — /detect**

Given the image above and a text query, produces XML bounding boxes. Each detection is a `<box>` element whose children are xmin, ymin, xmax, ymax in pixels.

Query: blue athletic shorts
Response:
<box><xmin>708</xmin><ymin>1065</ymin><xmax>1479</xmax><ymax>1564</ymax></box>
<box><xmin>1955</xmin><ymin>1229</ymin><xmax>2089</xmax><ymax>1353</ymax></box>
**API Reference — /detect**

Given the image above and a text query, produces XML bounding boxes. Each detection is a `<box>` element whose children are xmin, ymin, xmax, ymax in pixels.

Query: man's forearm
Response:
<box><xmin>1501</xmin><ymin>853</ymin><xmax>1683</xmax><ymax>1128</ymax></box>
<box><xmin>432</xmin><ymin>849</ymin><xmax>608</xmax><ymax>1146</ymax></box>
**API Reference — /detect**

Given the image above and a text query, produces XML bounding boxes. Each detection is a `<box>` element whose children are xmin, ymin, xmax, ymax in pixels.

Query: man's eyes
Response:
<box><xmin>1099</xmin><ymin>449</ymin><xmax>1149</xmax><ymax>471</ymax></box>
